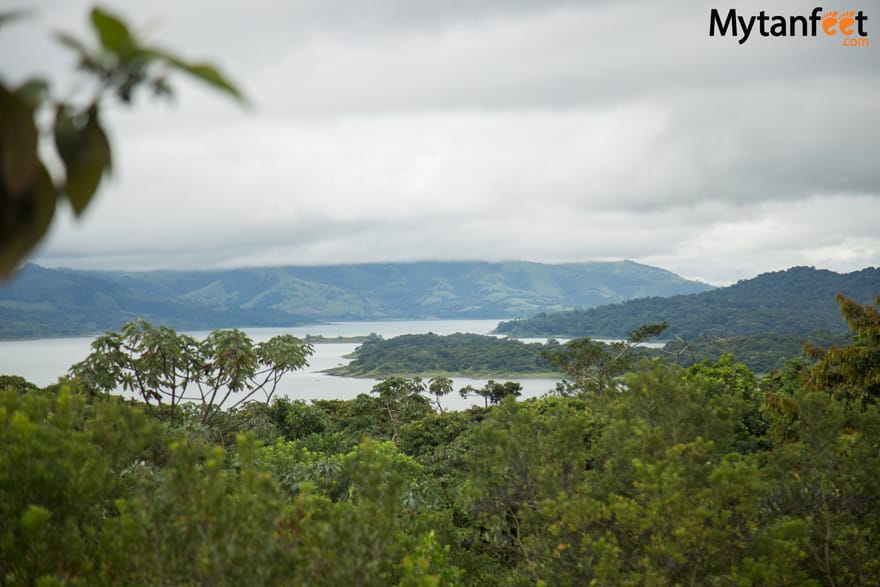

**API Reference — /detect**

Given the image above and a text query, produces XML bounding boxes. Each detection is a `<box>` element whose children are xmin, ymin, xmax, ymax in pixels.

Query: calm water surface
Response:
<box><xmin>0</xmin><ymin>319</ymin><xmax>560</xmax><ymax>411</ymax></box>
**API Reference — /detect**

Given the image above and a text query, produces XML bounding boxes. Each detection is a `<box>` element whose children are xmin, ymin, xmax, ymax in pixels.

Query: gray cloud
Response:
<box><xmin>6</xmin><ymin>0</ymin><xmax>878</xmax><ymax>284</ymax></box>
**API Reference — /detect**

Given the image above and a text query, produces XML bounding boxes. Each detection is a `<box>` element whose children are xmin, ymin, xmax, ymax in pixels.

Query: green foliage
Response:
<box><xmin>484</xmin><ymin>380</ymin><xmax>523</xmax><ymax>404</ymax></box>
<box><xmin>0</xmin><ymin>386</ymin><xmax>163</xmax><ymax>585</ymax></box>
<box><xmin>456</xmin><ymin>397</ymin><xmax>596</xmax><ymax>582</ymax></box>
<box><xmin>542</xmin><ymin>322</ymin><xmax>666</xmax><ymax>395</ymax></box>
<box><xmin>1</xmin><ymin>384</ymin><xmax>464</xmax><ymax>585</ymax></box>
<box><xmin>659</xmin><ymin>329</ymin><xmax>849</xmax><ymax>374</ymax></box>
<box><xmin>300</xmin><ymin>379</ymin><xmax>437</xmax><ymax>447</ymax></box>
<box><xmin>497</xmin><ymin>266</ymin><xmax>880</xmax><ymax>339</ymax></box>
<box><xmin>590</xmin><ymin>362</ymin><xmax>764</xmax><ymax>495</ymax></box>
<box><xmin>682</xmin><ymin>354</ymin><xmax>769</xmax><ymax>452</ymax></box>
<box><xmin>806</xmin><ymin>294</ymin><xmax>880</xmax><ymax>404</ymax></box>
<box><xmin>52</xmin><ymin>104</ymin><xmax>111</xmax><ymax>216</ymax></box>
<box><xmin>329</xmin><ymin>332</ymin><xmax>556</xmax><ymax>378</ymax></box>
<box><xmin>370</xmin><ymin>377</ymin><xmax>435</xmax><ymax>441</ymax></box>
<box><xmin>461</xmin><ymin>362</ymin><xmax>769</xmax><ymax>585</ymax></box>
<box><xmin>0</xmin><ymin>7</ymin><xmax>243</xmax><ymax>277</ymax></box>
<box><xmin>758</xmin><ymin>390</ymin><xmax>880</xmax><ymax>585</ymax></box>
<box><xmin>397</xmin><ymin>530</ymin><xmax>463</xmax><ymax>587</ymax></box>
<box><xmin>397</xmin><ymin>409</ymin><xmax>475</xmax><ymax>459</ymax></box>
<box><xmin>103</xmin><ymin>435</ymin><xmax>290</xmax><ymax>586</ymax></box>
<box><xmin>543</xmin><ymin>337</ymin><xmax>633</xmax><ymax>395</ymax></box>
<box><xmin>260</xmin><ymin>438</ymin><xmax>460</xmax><ymax>586</ymax></box>
<box><xmin>267</xmin><ymin>397</ymin><xmax>331</xmax><ymax>440</ymax></box>
<box><xmin>627</xmin><ymin>321</ymin><xmax>669</xmax><ymax>342</ymax></box>
<box><xmin>0</xmin><ymin>374</ymin><xmax>38</xmax><ymax>393</ymax></box>
<box><xmin>4</xmin><ymin>292</ymin><xmax>880</xmax><ymax>585</ymax></box>
<box><xmin>70</xmin><ymin>319</ymin><xmax>313</xmax><ymax>425</ymax></box>
<box><xmin>458</xmin><ymin>380</ymin><xmax>523</xmax><ymax>407</ymax></box>
<box><xmin>428</xmin><ymin>376</ymin><xmax>454</xmax><ymax>412</ymax></box>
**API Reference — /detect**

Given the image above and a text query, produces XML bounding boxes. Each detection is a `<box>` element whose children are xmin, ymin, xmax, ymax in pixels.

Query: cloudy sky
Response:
<box><xmin>3</xmin><ymin>0</ymin><xmax>878</xmax><ymax>285</ymax></box>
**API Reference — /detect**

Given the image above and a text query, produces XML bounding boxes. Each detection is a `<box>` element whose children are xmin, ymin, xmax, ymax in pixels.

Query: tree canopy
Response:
<box><xmin>2</xmin><ymin>295</ymin><xmax>880</xmax><ymax>584</ymax></box>
<box><xmin>70</xmin><ymin>319</ymin><xmax>313</xmax><ymax>425</ymax></box>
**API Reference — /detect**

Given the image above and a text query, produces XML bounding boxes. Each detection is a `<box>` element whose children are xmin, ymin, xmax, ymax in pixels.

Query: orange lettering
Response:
<box><xmin>839</xmin><ymin>11</ymin><xmax>856</xmax><ymax>35</ymax></box>
<box><xmin>822</xmin><ymin>10</ymin><xmax>839</xmax><ymax>35</ymax></box>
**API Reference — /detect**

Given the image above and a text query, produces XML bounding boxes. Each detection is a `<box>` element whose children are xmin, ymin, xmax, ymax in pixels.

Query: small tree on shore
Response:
<box><xmin>427</xmin><ymin>376</ymin><xmax>453</xmax><ymax>412</ymax></box>
<box><xmin>459</xmin><ymin>380</ymin><xmax>522</xmax><ymax>407</ymax></box>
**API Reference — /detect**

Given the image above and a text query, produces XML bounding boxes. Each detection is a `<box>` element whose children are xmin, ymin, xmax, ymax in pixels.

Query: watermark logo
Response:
<box><xmin>709</xmin><ymin>7</ymin><xmax>869</xmax><ymax>46</ymax></box>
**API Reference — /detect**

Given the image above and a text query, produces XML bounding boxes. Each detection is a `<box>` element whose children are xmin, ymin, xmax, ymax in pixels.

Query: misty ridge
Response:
<box><xmin>0</xmin><ymin>259</ymin><xmax>710</xmax><ymax>339</ymax></box>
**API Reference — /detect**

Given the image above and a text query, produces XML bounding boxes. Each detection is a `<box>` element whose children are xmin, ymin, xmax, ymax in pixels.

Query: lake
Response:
<box><xmin>0</xmin><ymin>319</ymin><xmax>561</xmax><ymax>411</ymax></box>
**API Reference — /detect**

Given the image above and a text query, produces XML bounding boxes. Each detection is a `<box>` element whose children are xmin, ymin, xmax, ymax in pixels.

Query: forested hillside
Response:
<box><xmin>325</xmin><ymin>333</ymin><xmax>557</xmax><ymax>377</ymax></box>
<box><xmin>326</xmin><ymin>330</ymin><xmax>854</xmax><ymax>378</ymax></box>
<box><xmin>0</xmin><ymin>260</ymin><xmax>710</xmax><ymax>339</ymax></box>
<box><xmin>496</xmin><ymin>266</ymin><xmax>880</xmax><ymax>338</ymax></box>
<box><xmin>0</xmin><ymin>264</ymin><xmax>300</xmax><ymax>339</ymax></box>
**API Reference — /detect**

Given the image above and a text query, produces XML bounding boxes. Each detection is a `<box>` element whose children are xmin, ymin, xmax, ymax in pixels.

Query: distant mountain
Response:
<box><xmin>495</xmin><ymin>266</ymin><xmax>880</xmax><ymax>339</ymax></box>
<box><xmin>0</xmin><ymin>260</ymin><xmax>711</xmax><ymax>339</ymax></box>
<box><xmin>0</xmin><ymin>264</ymin><xmax>299</xmax><ymax>339</ymax></box>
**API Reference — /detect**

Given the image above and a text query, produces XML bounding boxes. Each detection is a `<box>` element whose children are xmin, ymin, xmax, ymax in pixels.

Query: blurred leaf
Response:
<box><xmin>0</xmin><ymin>160</ymin><xmax>56</xmax><ymax>277</ymax></box>
<box><xmin>146</xmin><ymin>48</ymin><xmax>247</xmax><ymax>104</ymax></box>
<box><xmin>14</xmin><ymin>78</ymin><xmax>49</xmax><ymax>109</ymax></box>
<box><xmin>55</xmin><ymin>31</ymin><xmax>102</xmax><ymax>73</ymax></box>
<box><xmin>2</xmin><ymin>8</ymin><xmax>246</xmax><ymax>277</ymax></box>
<box><xmin>1</xmin><ymin>82</ymin><xmax>60</xmax><ymax>277</ymax></box>
<box><xmin>54</xmin><ymin>106</ymin><xmax>112</xmax><ymax>216</ymax></box>
<box><xmin>0</xmin><ymin>9</ymin><xmax>31</xmax><ymax>29</ymax></box>
<box><xmin>90</xmin><ymin>7</ymin><xmax>137</xmax><ymax>59</ymax></box>
<box><xmin>54</xmin><ymin>31</ymin><xmax>90</xmax><ymax>55</ymax></box>
<box><xmin>151</xmin><ymin>76</ymin><xmax>174</xmax><ymax>99</ymax></box>
<box><xmin>180</xmin><ymin>62</ymin><xmax>246</xmax><ymax>102</ymax></box>
<box><xmin>0</xmin><ymin>83</ymin><xmax>41</xmax><ymax>196</ymax></box>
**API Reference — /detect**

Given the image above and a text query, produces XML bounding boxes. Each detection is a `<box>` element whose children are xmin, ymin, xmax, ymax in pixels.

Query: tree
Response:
<box><xmin>69</xmin><ymin>319</ymin><xmax>313</xmax><ymax>425</ymax></box>
<box><xmin>370</xmin><ymin>377</ymin><xmax>432</xmax><ymax>441</ymax></box>
<box><xmin>0</xmin><ymin>385</ymin><xmax>165</xmax><ymax>584</ymax></box>
<box><xmin>683</xmin><ymin>353</ymin><xmax>768</xmax><ymax>453</ymax></box>
<box><xmin>485</xmin><ymin>380</ymin><xmax>522</xmax><ymax>405</ymax></box>
<box><xmin>427</xmin><ymin>376</ymin><xmax>453</xmax><ymax>413</ymax></box>
<box><xmin>456</xmin><ymin>397</ymin><xmax>595</xmax><ymax>583</ymax></box>
<box><xmin>805</xmin><ymin>294</ymin><xmax>880</xmax><ymax>404</ymax></box>
<box><xmin>543</xmin><ymin>322</ymin><xmax>668</xmax><ymax>395</ymax></box>
<box><xmin>517</xmin><ymin>362</ymin><xmax>769</xmax><ymax>585</ymax></box>
<box><xmin>0</xmin><ymin>7</ymin><xmax>244</xmax><ymax>277</ymax></box>
<box><xmin>458</xmin><ymin>380</ymin><xmax>522</xmax><ymax>407</ymax></box>
<box><xmin>0</xmin><ymin>374</ymin><xmax>38</xmax><ymax>394</ymax></box>
<box><xmin>757</xmin><ymin>390</ymin><xmax>880</xmax><ymax>586</ymax></box>
<box><xmin>104</xmin><ymin>434</ymin><xmax>295</xmax><ymax>586</ymax></box>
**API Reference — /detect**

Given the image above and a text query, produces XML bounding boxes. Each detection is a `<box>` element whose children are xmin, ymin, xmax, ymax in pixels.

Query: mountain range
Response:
<box><xmin>0</xmin><ymin>260</ymin><xmax>711</xmax><ymax>339</ymax></box>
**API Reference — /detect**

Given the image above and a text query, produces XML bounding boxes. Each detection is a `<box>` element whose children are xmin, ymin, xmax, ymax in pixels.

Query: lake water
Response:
<box><xmin>0</xmin><ymin>319</ymin><xmax>561</xmax><ymax>411</ymax></box>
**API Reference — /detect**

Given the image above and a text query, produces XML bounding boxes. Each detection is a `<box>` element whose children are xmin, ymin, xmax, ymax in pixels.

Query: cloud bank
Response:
<box><xmin>3</xmin><ymin>0</ymin><xmax>877</xmax><ymax>284</ymax></box>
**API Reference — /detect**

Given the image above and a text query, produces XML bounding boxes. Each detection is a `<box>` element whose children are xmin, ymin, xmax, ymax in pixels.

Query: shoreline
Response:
<box><xmin>322</xmin><ymin>368</ymin><xmax>561</xmax><ymax>380</ymax></box>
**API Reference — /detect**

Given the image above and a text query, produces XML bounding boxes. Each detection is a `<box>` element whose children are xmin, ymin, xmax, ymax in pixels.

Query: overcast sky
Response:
<box><xmin>2</xmin><ymin>0</ymin><xmax>878</xmax><ymax>285</ymax></box>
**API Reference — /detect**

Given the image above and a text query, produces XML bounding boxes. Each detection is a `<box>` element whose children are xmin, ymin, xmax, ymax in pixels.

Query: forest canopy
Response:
<box><xmin>324</xmin><ymin>332</ymin><xmax>557</xmax><ymax>378</ymax></box>
<box><xmin>2</xmin><ymin>295</ymin><xmax>880</xmax><ymax>584</ymax></box>
<box><xmin>496</xmin><ymin>266</ymin><xmax>880</xmax><ymax>339</ymax></box>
